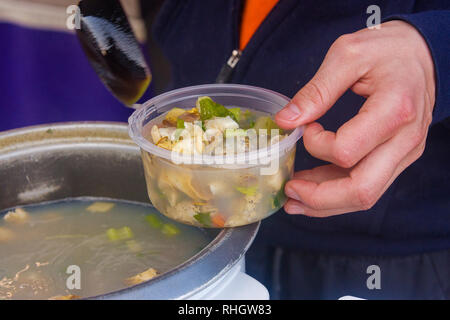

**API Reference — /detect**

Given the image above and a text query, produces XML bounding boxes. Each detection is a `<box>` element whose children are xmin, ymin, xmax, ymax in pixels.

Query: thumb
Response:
<box><xmin>275</xmin><ymin>36</ymin><xmax>365</xmax><ymax>129</ymax></box>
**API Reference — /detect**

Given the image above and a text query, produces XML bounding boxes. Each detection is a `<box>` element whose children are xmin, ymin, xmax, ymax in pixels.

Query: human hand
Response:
<box><xmin>275</xmin><ymin>21</ymin><xmax>436</xmax><ymax>217</ymax></box>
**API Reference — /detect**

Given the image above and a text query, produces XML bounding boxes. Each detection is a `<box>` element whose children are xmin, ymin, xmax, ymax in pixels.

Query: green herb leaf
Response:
<box><xmin>193</xmin><ymin>212</ymin><xmax>213</xmax><ymax>227</ymax></box>
<box><xmin>196</xmin><ymin>96</ymin><xmax>237</xmax><ymax>122</ymax></box>
<box><xmin>229</xmin><ymin>107</ymin><xmax>241</xmax><ymax>121</ymax></box>
<box><xmin>272</xmin><ymin>181</ymin><xmax>288</xmax><ymax>209</ymax></box>
<box><xmin>197</xmin><ymin>97</ymin><xmax>215</xmax><ymax>121</ymax></box>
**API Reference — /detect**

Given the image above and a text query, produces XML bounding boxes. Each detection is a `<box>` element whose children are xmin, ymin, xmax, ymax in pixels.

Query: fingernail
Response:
<box><xmin>286</xmin><ymin>202</ymin><xmax>305</xmax><ymax>214</ymax></box>
<box><xmin>285</xmin><ymin>186</ymin><xmax>302</xmax><ymax>202</ymax></box>
<box><xmin>277</xmin><ymin>103</ymin><xmax>302</xmax><ymax>121</ymax></box>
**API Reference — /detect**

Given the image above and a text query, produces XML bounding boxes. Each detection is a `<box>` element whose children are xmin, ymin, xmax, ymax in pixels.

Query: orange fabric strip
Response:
<box><xmin>240</xmin><ymin>0</ymin><xmax>279</xmax><ymax>50</ymax></box>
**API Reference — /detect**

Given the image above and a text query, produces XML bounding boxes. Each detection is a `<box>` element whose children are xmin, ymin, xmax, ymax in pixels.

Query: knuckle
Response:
<box><xmin>332</xmin><ymin>145</ymin><xmax>356</xmax><ymax>168</ymax></box>
<box><xmin>356</xmin><ymin>183</ymin><xmax>378</xmax><ymax>210</ymax></box>
<box><xmin>333</xmin><ymin>33</ymin><xmax>362</xmax><ymax>59</ymax></box>
<box><xmin>396</xmin><ymin>94</ymin><xmax>417</xmax><ymax>124</ymax></box>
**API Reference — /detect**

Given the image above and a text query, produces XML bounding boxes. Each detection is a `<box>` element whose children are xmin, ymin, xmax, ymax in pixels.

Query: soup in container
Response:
<box><xmin>128</xmin><ymin>84</ymin><xmax>303</xmax><ymax>228</ymax></box>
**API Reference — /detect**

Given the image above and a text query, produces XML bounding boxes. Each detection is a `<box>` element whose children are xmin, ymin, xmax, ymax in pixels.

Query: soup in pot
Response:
<box><xmin>0</xmin><ymin>198</ymin><xmax>210</xmax><ymax>300</ymax></box>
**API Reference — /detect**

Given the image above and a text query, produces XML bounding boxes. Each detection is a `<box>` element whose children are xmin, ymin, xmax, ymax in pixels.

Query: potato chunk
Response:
<box><xmin>4</xmin><ymin>207</ymin><xmax>29</xmax><ymax>225</ymax></box>
<box><xmin>124</xmin><ymin>268</ymin><xmax>158</xmax><ymax>286</ymax></box>
<box><xmin>165</xmin><ymin>108</ymin><xmax>186</xmax><ymax>125</ymax></box>
<box><xmin>86</xmin><ymin>202</ymin><xmax>115</xmax><ymax>213</ymax></box>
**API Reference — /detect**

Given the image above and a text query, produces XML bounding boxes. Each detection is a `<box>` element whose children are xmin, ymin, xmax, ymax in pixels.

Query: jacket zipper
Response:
<box><xmin>215</xmin><ymin>0</ymin><xmax>286</xmax><ymax>84</ymax></box>
<box><xmin>215</xmin><ymin>0</ymin><xmax>243</xmax><ymax>84</ymax></box>
<box><xmin>215</xmin><ymin>49</ymin><xmax>242</xmax><ymax>83</ymax></box>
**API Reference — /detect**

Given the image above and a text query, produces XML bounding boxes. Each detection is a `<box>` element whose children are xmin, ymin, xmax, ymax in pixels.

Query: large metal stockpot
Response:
<box><xmin>0</xmin><ymin>122</ymin><xmax>267</xmax><ymax>299</ymax></box>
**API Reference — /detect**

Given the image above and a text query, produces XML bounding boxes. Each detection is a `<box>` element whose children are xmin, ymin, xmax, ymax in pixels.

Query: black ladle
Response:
<box><xmin>76</xmin><ymin>0</ymin><xmax>151</xmax><ymax>107</ymax></box>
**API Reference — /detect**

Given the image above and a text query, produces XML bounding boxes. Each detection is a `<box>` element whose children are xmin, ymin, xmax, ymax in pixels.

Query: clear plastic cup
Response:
<box><xmin>128</xmin><ymin>84</ymin><xmax>303</xmax><ymax>228</ymax></box>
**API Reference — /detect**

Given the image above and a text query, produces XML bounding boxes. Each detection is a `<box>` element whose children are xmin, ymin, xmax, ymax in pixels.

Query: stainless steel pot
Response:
<box><xmin>0</xmin><ymin>122</ymin><xmax>260</xmax><ymax>299</ymax></box>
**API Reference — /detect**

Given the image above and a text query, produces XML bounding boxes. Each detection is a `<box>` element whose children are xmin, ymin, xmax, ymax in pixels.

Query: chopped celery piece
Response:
<box><xmin>253</xmin><ymin>116</ymin><xmax>284</xmax><ymax>135</ymax></box>
<box><xmin>235</xmin><ymin>186</ymin><xmax>258</xmax><ymax>196</ymax></box>
<box><xmin>106</xmin><ymin>228</ymin><xmax>119</xmax><ymax>241</ymax></box>
<box><xmin>196</xmin><ymin>96</ymin><xmax>237</xmax><ymax>122</ymax></box>
<box><xmin>117</xmin><ymin>226</ymin><xmax>134</xmax><ymax>240</ymax></box>
<box><xmin>145</xmin><ymin>214</ymin><xmax>163</xmax><ymax>229</ymax></box>
<box><xmin>193</xmin><ymin>212</ymin><xmax>213</xmax><ymax>227</ymax></box>
<box><xmin>225</xmin><ymin>128</ymin><xmax>247</xmax><ymax>137</ymax></box>
<box><xmin>107</xmin><ymin>226</ymin><xmax>134</xmax><ymax>241</ymax></box>
<box><xmin>162</xmin><ymin>223</ymin><xmax>180</xmax><ymax>236</ymax></box>
<box><xmin>176</xmin><ymin>118</ymin><xmax>185</xmax><ymax>129</ymax></box>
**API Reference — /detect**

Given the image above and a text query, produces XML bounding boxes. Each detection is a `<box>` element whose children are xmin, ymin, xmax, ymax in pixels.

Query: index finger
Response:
<box><xmin>275</xmin><ymin>34</ymin><xmax>370</xmax><ymax>129</ymax></box>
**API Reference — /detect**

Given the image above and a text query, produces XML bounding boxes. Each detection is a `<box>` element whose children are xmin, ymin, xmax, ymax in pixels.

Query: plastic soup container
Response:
<box><xmin>128</xmin><ymin>84</ymin><xmax>303</xmax><ymax>228</ymax></box>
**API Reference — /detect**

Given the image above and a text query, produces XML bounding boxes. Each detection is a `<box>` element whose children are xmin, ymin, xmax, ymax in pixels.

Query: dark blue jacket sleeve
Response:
<box><xmin>386</xmin><ymin>10</ymin><xmax>450</xmax><ymax>125</ymax></box>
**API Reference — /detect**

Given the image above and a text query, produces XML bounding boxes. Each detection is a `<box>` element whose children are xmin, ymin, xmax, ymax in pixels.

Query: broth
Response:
<box><xmin>0</xmin><ymin>198</ymin><xmax>211</xmax><ymax>300</ymax></box>
<box><xmin>139</xmin><ymin>106</ymin><xmax>295</xmax><ymax>227</ymax></box>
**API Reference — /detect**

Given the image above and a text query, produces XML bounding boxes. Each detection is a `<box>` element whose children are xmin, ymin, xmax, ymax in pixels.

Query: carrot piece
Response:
<box><xmin>211</xmin><ymin>214</ymin><xmax>226</xmax><ymax>228</ymax></box>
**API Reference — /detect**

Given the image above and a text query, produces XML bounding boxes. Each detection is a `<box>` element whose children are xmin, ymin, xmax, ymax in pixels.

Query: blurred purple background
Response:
<box><xmin>0</xmin><ymin>22</ymin><xmax>153</xmax><ymax>132</ymax></box>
